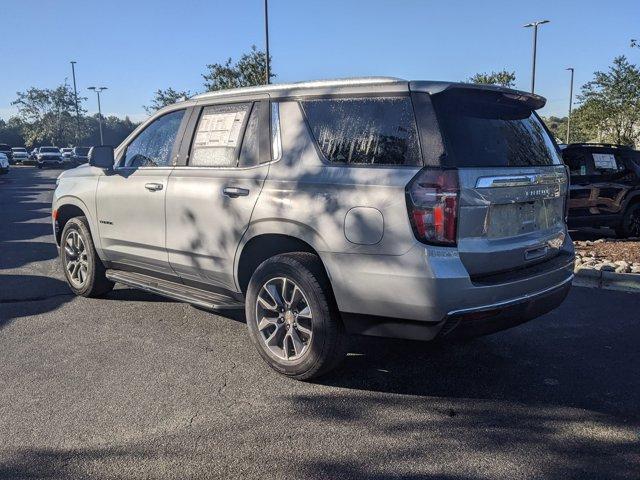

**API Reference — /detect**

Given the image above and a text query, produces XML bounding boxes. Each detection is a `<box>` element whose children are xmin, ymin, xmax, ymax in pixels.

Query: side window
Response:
<box><xmin>563</xmin><ymin>151</ymin><xmax>589</xmax><ymax>176</ymax></box>
<box><xmin>300</xmin><ymin>97</ymin><xmax>421</xmax><ymax>166</ymax></box>
<box><xmin>238</xmin><ymin>102</ymin><xmax>261</xmax><ymax>167</ymax></box>
<box><xmin>189</xmin><ymin>103</ymin><xmax>250</xmax><ymax>167</ymax></box>
<box><xmin>591</xmin><ymin>152</ymin><xmax>620</xmax><ymax>176</ymax></box>
<box><xmin>123</xmin><ymin>110</ymin><xmax>185</xmax><ymax>168</ymax></box>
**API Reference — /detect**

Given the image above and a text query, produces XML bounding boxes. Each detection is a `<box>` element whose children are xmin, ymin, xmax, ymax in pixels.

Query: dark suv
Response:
<box><xmin>562</xmin><ymin>143</ymin><xmax>640</xmax><ymax>237</ymax></box>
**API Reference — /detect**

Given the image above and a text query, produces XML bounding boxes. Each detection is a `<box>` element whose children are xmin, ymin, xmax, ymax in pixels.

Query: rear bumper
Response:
<box><xmin>341</xmin><ymin>274</ymin><xmax>572</xmax><ymax>341</ymax></box>
<box><xmin>324</xmin><ymin>237</ymin><xmax>575</xmax><ymax>341</ymax></box>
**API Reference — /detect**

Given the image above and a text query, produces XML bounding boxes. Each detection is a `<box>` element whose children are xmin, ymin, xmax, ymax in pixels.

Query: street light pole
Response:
<box><xmin>566</xmin><ymin>67</ymin><xmax>575</xmax><ymax>144</ymax></box>
<box><xmin>70</xmin><ymin>61</ymin><xmax>81</xmax><ymax>145</ymax></box>
<box><xmin>264</xmin><ymin>0</ymin><xmax>270</xmax><ymax>85</ymax></box>
<box><xmin>88</xmin><ymin>86</ymin><xmax>107</xmax><ymax>145</ymax></box>
<box><xmin>523</xmin><ymin>20</ymin><xmax>550</xmax><ymax>94</ymax></box>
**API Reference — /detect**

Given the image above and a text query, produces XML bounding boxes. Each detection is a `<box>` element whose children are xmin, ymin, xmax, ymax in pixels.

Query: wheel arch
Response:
<box><xmin>235</xmin><ymin>226</ymin><xmax>333</xmax><ymax>296</ymax></box>
<box><xmin>622</xmin><ymin>191</ymin><xmax>640</xmax><ymax>211</ymax></box>
<box><xmin>54</xmin><ymin>196</ymin><xmax>97</xmax><ymax>247</ymax></box>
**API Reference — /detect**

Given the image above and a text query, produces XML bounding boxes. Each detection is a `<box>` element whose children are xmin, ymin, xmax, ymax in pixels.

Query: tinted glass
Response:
<box><xmin>563</xmin><ymin>150</ymin><xmax>589</xmax><ymax>176</ymax></box>
<box><xmin>301</xmin><ymin>97</ymin><xmax>421</xmax><ymax>166</ymax></box>
<box><xmin>40</xmin><ymin>147</ymin><xmax>60</xmax><ymax>153</ymax></box>
<box><xmin>74</xmin><ymin>147</ymin><xmax>90</xmax><ymax>155</ymax></box>
<box><xmin>123</xmin><ymin>109</ymin><xmax>184</xmax><ymax>168</ymax></box>
<box><xmin>432</xmin><ymin>90</ymin><xmax>561</xmax><ymax>167</ymax></box>
<box><xmin>238</xmin><ymin>103</ymin><xmax>260</xmax><ymax>167</ymax></box>
<box><xmin>189</xmin><ymin>103</ymin><xmax>249</xmax><ymax>167</ymax></box>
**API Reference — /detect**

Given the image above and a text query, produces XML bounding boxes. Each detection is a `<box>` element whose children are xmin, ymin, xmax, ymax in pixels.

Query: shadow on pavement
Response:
<box><xmin>315</xmin><ymin>287</ymin><xmax>640</xmax><ymax>422</ymax></box>
<box><xmin>0</xmin><ymin>241</ymin><xmax>57</xmax><ymax>270</ymax></box>
<box><xmin>0</xmin><ymin>275</ymin><xmax>72</xmax><ymax>327</ymax></box>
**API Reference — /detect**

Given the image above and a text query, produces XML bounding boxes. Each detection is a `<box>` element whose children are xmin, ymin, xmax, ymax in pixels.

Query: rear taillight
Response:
<box><xmin>406</xmin><ymin>168</ymin><xmax>459</xmax><ymax>245</ymax></box>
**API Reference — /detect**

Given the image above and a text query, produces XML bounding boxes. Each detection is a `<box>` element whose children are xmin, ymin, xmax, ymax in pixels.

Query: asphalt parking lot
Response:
<box><xmin>1</xmin><ymin>166</ymin><xmax>639</xmax><ymax>479</ymax></box>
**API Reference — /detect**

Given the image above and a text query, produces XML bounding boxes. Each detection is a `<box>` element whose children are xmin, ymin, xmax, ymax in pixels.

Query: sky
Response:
<box><xmin>1</xmin><ymin>0</ymin><xmax>638</xmax><ymax>122</ymax></box>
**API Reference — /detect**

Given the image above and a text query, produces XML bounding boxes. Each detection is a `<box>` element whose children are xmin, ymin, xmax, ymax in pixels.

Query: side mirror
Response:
<box><xmin>88</xmin><ymin>145</ymin><xmax>114</xmax><ymax>170</ymax></box>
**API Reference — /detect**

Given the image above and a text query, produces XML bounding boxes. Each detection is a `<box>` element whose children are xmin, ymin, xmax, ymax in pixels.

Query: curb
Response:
<box><xmin>573</xmin><ymin>268</ymin><xmax>640</xmax><ymax>292</ymax></box>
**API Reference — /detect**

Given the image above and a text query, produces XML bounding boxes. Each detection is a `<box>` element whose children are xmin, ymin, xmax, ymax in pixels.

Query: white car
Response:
<box><xmin>36</xmin><ymin>146</ymin><xmax>64</xmax><ymax>168</ymax></box>
<box><xmin>0</xmin><ymin>153</ymin><xmax>9</xmax><ymax>174</ymax></box>
<box><xmin>11</xmin><ymin>147</ymin><xmax>29</xmax><ymax>164</ymax></box>
<box><xmin>61</xmin><ymin>148</ymin><xmax>73</xmax><ymax>161</ymax></box>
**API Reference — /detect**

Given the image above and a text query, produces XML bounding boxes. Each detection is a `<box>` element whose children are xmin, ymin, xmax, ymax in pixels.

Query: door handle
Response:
<box><xmin>223</xmin><ymin>186</ymin><xmax>250</xmax><ymax>198</ymax></box>
<box><xmin>145</xmin><ymin>182</ymin><xmax>163</xmax><ymax>192</ymax></box>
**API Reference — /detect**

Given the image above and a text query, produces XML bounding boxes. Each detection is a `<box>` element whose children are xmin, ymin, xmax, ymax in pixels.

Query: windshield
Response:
<box><xmin>74</xmin><ymin>147</ymin><xmax>90</xmax><ymax>155</ymax></box>
<box><xmin>40</xmin><ymin>147</ymin><xmax>60</xmax><ymax>153</ymax></box>
<box><xmin>431</xmin><ymin>89</ymin><xmax>561</xmax><ymax>167</ymax></box>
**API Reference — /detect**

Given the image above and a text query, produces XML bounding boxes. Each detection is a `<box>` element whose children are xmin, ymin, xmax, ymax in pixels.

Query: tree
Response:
<box><xmin>542</xmin><ymin>115</ymin><xmax>589</xmax><ymax>144</ymax></box>
<box><xmin>0</xmin><ymin>117</ymin><xmax>26</xmax><ymax>147</ymax></box>
<box><xmin>468</xmin><ymin>70</ymin><xmax>516</xmax><ymax>88</ymax></box>
<box><xmin>202</xmin><ymin>45</ymin><xmax>274</xmax><ymax>91</ymax></box>
<box><xmin>12</xmin><ymin>83</ymin><xmax>86</xmax><ymax>147</ymax></box>
<box><xmin>144</xmin><ymin>87</ymin><xmax>191</xmax><ymax>114</ymax></box>
<box><xmin>576</xmin><ymin>55</ymin><xmax>640</xmax><ymax>146</ymax></box>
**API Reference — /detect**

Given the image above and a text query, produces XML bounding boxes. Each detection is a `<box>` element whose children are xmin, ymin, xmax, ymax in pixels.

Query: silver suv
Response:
<box><xmin>52</xmin><ymin>78</ymin><xmax>574</xmax><ymax>379</ymax></box>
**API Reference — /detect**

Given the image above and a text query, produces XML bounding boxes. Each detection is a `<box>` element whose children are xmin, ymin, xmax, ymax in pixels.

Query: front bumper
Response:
<box><xmin>38</xmin><ymin>158</ymin><xmax>63</xmax><ymax>164</ymax></box>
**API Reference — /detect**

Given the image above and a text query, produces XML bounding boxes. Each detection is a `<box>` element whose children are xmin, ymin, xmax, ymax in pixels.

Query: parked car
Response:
<box><xmin>0</xmin><ymin>152</ymin><xmax>9</xmax><ymax>174</ymax></box>
<box><xmin>60</xmin><ymin>148</ymin><xmax>73</xmax><ymax>162</ymax></box>
<box><xmin>36</xmin><ymin>146</ymin><xmax>63</xmax><ymax>168</ymax></box>
<box><xmin>11</xmin><ymin>147</ymin><xmax>29</xmax><ymax>164</ymax></box>
<box><xmin>561</xmin><ymin>143</ymin><xmax>640</xmax><ymax>237</ymax></box>
<box><xmin>24</xmin><ymin>148</ymin><xmax>39</xmax><ymax>165</ymax></box>
<box><xmin>70</xmin><ymin>146</ymin><xmax>91</xmax><ymax>166</ymax></box>
<box><xmin>0</xmin><ymin>144</ymin><xmax>13</xmax><ymax>164</ymax></box>
<box><xmin>52</xmin><ymin>78</ymin><xmax>574</xmax><ymax>379</ymax></box>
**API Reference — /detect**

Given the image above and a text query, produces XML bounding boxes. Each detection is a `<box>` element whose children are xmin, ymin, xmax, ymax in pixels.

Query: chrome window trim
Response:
<box><xmin>475</xmin><ymin>172</ymin><xmax>567</xmax><ymax>188</ymax></box>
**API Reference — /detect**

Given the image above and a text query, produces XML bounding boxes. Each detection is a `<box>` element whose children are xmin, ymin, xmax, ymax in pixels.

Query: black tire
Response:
<box><xmin>60</xmin><ymin>216</ymin><xmax>114</xmax><ymax>297</ymax></box>
<box><xmin>245</xmin><ymin>252</ymin><xmax>347</xmax><ymax>380</ymax></box>
<box><xmin>615</xmin><ymin>202</ymin><xmax>640</xmax><ymax>238</ymax></box>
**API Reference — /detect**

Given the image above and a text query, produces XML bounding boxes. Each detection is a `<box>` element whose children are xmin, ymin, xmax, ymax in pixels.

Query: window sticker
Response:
<box><xmin>592</xmin><ymin>153</ymin><xmax>617</xmax><ymax>170</ymax></box>
<box><xmin>193</xmin><ymin>109</ymin><xmax>246</xmax><ymax>149</ymax></box>
<box><xmin>190</xmin><ymin>105</ymin><xmax>248</xmax><ymax>167</ymax></box>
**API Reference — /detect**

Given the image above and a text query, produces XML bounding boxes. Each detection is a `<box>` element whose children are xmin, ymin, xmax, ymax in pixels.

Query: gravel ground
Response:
<box><xmin>1</xmin><ymin>167</ymin><xmax>639</xmax><ymax>479</ymax></box>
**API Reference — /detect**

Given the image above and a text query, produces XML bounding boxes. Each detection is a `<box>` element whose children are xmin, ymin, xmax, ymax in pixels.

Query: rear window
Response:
<box><xmin>300</xmin><ymin>97</ymin><xmax>421</xmax><ymax>166</ymax></box>
<box><xmin>40</xmin><ymin>147</ymin><xmax>59</xmax><ymax>153</ymax></box>
<box><xmin>74</xmin><ymin>147</ymin><xmax>90</xmax><ymax>155</ymax></box>
<box><xmin>431</xmin><ymin>90</ymin><xmax>561</xmax><ymax>167</ymax></box>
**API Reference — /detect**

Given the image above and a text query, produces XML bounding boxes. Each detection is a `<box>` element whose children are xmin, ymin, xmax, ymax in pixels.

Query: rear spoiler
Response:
<box><xmin>409</xmin><ymin>81</ymin><xmax>546</xmax><ymax>110</ymax></box>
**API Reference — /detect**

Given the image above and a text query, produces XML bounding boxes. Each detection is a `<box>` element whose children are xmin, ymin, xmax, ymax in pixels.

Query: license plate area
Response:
<box><xmin>487</xmin><ymin>199</ymin><xmax>563</xmax><ymax>238</ymax></box>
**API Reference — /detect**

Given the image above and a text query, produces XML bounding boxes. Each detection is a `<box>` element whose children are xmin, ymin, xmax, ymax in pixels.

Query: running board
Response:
<box><xmin>105</xmin><ymin>269</ymin><xmax>245</xmax><ymax>310</ymax></box>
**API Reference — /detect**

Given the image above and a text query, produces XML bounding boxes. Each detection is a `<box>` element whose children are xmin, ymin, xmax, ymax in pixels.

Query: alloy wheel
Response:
<box><xmin>255</xmin><ymin>277</ymin><xmax>313</xmax><ymax>361</ymax></box>
<box><xmin>64</xmin><ymin>230</ymin><xmax>89</xmax><ymax>288</ymax></box>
